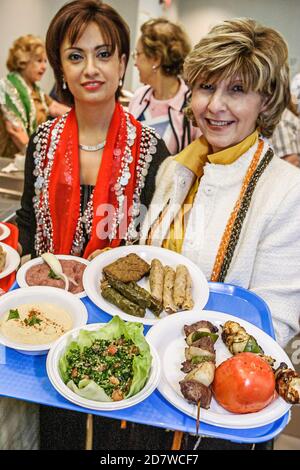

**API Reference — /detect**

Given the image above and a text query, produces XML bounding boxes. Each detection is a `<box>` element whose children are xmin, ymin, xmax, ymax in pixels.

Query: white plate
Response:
<box><xmin>83</xmin><ymin>245</ymin><xmax>209</xmax><ymax>326</ymax></box>
<box><xmin>0</xmin><ymin>242</ymin><xmax>20</xmax><ymax>279</ymax></box>
<box><xmin>146</xmin><ymin>310</ymin><xmax>292</xmax><ymax>429</ymax></box>
<box><xmin>46</xmin><ymin>322</ymin><xmax>161</xmax><ymax>410</ymax></box>
<box><xmin>0</xmin><ymin>286</ymin><xmax>88</xmax><ymax>355</ymax></box>
<box><xmin>0</xmin><ymin>223</ymin><xmax>11</xmax><ymax>241</ymax></box>
<box><xmin>16</xmin><ymin>255</ymin><xmax>89</xmax><ymax>298</ymax></box>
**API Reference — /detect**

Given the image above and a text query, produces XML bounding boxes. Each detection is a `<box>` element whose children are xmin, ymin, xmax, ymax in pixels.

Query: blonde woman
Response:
<box><xmin>130</xmin><ymin>18</ymin><xmax>200</xmax><ymax>154</ymax></box>
<box><xmin>0</xmin><ymin>35</ymin><xmax>68</xmax><ymax>159</ymax></box>
<box><xmin>138</xmin><ymin>17</ymin><xmax>300</xmax><ymax>451</ymax></box>
<box><xmin>141</xmin><ymin>18</ymin><xmax>300</xmax><ymax>351</ymax></box>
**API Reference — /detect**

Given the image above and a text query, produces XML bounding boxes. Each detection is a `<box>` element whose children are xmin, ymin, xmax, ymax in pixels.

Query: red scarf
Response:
<box><xmin>47</xmin><ymin>103</ymin><xmax>142</xmax><ymax>258</ymax></box>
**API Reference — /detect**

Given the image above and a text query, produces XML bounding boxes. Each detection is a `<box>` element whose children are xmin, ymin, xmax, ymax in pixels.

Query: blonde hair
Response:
<box><xmin>6</xmin><ymin>35</ymin><xmax>45</xmax><ymax>73</ymax></box>
<box><xmin>184</xmin><ymin>18</ymin><xmax>290</xmax><ymax>137</ymax></box>
<box><xmin>140</xmin><ymin>18</ymin><xmax>191</xmax><ymax>77</ymax></box>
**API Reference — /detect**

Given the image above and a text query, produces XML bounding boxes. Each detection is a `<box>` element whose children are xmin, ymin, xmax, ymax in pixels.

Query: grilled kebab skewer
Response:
<box><xmin>222</xmin><ymin>320</ymin><xmax>275</xmax><ymax>367</ymax></box>
<box><xmin>180</xmin><ymin>320</ymin><xmax>218</xmax><ymax>410</ymax></box>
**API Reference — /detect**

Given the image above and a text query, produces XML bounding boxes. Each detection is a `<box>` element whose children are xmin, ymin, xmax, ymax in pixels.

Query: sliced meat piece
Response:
<box><xmin>181</xmin><ymin>360</ymin><xmax>194</xmax><ymax>374</ymax></box>
<box><xmin>190</xmin><ymin>336</ymin><xmax>215</xmax><ymax>354</ymax></box>
<box><xmin>184</xmin><ymin>320</ymin><xmax>218</xmax><ymax>337</ymax></box>
<box><xmin>179</xmin><ymin>379</ymin><xmax>212</xmax><ymax>408</ymax></box>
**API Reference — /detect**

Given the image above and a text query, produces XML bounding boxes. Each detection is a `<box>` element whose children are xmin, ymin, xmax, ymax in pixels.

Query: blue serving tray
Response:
<box><xmin>0</xmin><ymin>281</ymin><xmax>288</xmax><ymax>444</ymax></box>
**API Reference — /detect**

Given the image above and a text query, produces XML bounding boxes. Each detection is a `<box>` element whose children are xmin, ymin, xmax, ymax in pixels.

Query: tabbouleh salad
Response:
<box><xmin>65</xmin><ymin>337</ymin><xmax>140</xmax><ymax>401</ymax></box>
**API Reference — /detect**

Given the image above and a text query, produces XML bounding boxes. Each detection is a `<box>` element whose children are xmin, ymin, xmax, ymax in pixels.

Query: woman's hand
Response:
<box><xmin>282</xmin><ymin>154</ymin><xmax>300</xmax><ymax>168</ymax></box>
<box><xmin>5</xmin><ymin>120</ymin><xmax>29</xmax><ymax>153</ymax></box>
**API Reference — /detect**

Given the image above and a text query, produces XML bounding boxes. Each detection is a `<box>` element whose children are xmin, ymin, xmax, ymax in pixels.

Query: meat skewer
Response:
<box><xmin>180</xmin><ymin>320</ymin><xmax>219</xmax><ymax>431</ymax></box>
<box><xmin>222</xmin><ymin>320</ymin><xmax>276</xmax><ymax>367</ymax></box>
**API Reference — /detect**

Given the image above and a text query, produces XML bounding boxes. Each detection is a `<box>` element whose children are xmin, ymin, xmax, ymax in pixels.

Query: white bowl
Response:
<box><xmin>46</xmin><ymin>323</ymin><xmax>161</xmax><ymax>410</ymax></box>
<box><xmin>0</xmin><ymin>223</ymin><xmax>11</xmax><ymax>241</ymax></box>
<box><xmin>0</xmin><ymin>286</ymin><xmax>88</xmax><ymax>355</ymax></box>
<box><xmin>16</xmin><ymin>255</ymin><xmax>89</xmax><ymax>298</ymax></box>
<box><xmin>0</xmin><ymin>242</ymin><xmax>20</xmax><ymax>279</ymax></box>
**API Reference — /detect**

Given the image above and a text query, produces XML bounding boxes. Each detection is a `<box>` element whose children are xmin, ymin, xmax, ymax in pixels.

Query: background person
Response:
<box><xmin>129</xmin><ymin>18</ymin><xmax>200</xmax><ymax>155</ymax></box>
<box><xmin>0</xmin><ymin>34</ymin><xmax>68</xmax><ymax>159</ymax></box>
<box><xmin>270</xmin><ymin>97</ymin><xmax>300</xmax><ymax>167</ymax></box>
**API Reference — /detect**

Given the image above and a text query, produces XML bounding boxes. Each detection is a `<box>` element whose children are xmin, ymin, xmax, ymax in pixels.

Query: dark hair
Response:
<box><xmin>46</xmin><ymin>0</ymin><xmax>130</xmax><ymax>105</ymax></box>
<box><xmin>140</xmin><ymin>18</ymin><xmax>191</xmax><ymax>77</ymax></box>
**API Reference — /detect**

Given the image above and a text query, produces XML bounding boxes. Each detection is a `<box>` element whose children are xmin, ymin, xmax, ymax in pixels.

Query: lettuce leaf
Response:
<box><xmin>58</xmin><ymin>316</ymin><xmax>152</xmax><ymax>402</ymax></box>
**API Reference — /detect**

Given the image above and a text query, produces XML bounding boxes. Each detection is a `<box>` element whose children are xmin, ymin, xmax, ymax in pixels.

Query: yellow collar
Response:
<box><xmin>175</xmin><ymin>130</ymin><xmax>259</xmax><ymax>177</ymax></box>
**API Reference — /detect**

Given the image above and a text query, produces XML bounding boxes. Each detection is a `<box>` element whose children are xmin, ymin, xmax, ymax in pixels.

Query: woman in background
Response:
<box><xmin>129</xmin><ymin>18</ymin><xmax>200</xmax><ymax>155</ymax></box>
<box><xmin>0</xmin><ymin>34</ymin><xmax>68</xmax><ymax>159</ymax></box>
<box><xmin>270</xmin><ymin>97</ymin><xmax>300</xmax><ymax>167</ymax></box>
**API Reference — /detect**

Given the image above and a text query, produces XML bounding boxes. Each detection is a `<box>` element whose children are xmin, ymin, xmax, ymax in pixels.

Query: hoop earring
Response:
<box><xmin>119</xmin><ymin>78</ymin><xmax>123</xmax><ymax>87</ymax></box>
<box><xmin>62</xmin><ymin>78</ymin><xmax>67</xmax><ymax>90</ymax></box>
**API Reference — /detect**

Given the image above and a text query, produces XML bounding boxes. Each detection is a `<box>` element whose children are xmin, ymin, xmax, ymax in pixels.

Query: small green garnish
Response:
<box><xmin>7</xmin><ymin>309</ymin><xmax>20</xmax><ymax>321</ymax></box>
<box><xmin>48</xmin><ymin>269</ymin><xmax>61</xmax><ymax>280</ymax></box>
<box><xmin>24</xmin><ymin>315</ymin><xmax>42</xmax><ymax>327</ymax></box>
<box><xmin>191</xmin><ymin>331</ymin><xmax>219</xmax><ymax>344</ymax></box>
<box><xmin>243</xmin><ymin>335</ymin><xmax>263</xmax><ymax>354</ymax></box>
<box><xmin>191</xmin><ymin>355</ymin><xmax>215</xmax><ymax>364</ymax></box>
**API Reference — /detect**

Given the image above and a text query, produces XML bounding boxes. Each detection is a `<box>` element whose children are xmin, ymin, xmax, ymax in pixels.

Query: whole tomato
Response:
<box><xmin>212</xmin><ymin>352</ymin><xmax>276</xmax><ymax>413</ymax></box>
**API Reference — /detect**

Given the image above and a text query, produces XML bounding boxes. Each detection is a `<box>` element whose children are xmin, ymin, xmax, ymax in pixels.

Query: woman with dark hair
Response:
<box><xmin>15</xmin><ymin>0</ymin><xmax>169</xmax><ymax>449</ymax></box>
<box><xmin>130</xmin><ymin>18</ymin><xmax>200</xmax><ymax>155</ymax></box>
<box><xmin>17</xmin><ymin>0</ymin><xmax>168</xmax><ymax>261</ymax></box>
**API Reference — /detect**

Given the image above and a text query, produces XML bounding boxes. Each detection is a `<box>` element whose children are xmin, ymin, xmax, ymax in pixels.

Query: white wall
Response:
<box><xmin>171</xmin><ymin>0</ymin><xmax>300</xmax><ymax>78</ymax></box>
<box><xmin>1</xmin><ymin>0</ymin><xmax>300</xmax><ymax>93</ymax></box>
<box><xmin>0</xmin><ymin>0</ymin><xmax>139</xmax><ymax>93</ymax></box>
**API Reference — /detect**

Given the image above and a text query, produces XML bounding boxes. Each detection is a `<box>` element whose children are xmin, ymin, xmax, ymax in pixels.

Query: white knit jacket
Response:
<box><xmin>140</xmin><ymin>139</ymin><xmax>300</xmax><ymax>347</ymax></box>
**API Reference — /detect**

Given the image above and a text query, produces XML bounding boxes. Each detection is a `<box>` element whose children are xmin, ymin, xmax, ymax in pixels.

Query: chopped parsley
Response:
<box><xmin>24</xmin><ymin>313</ymin><xmax>42</xmax><ymax>327</ymax></box>
<box><xmin>7</xmin><ymin>309</ymin><xmax>20</xmax><ymax>321</ymax></box>
<box><xmin>65</xmin><ymin>336</ymin><xmax>140</xmax><ymax>400</ymax></box>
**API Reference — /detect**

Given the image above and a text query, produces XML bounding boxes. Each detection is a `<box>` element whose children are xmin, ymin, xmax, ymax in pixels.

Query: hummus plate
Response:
<box><xmin>0</xmin><ymin>286</ymin><xmax>88</xmax><ymax>354</ymax></box>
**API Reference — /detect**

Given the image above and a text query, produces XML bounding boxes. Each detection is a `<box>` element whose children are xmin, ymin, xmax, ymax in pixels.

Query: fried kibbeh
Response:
<box><xmin>103</xmin><ymin>253</ymin><xmax>150</xmax><ymax>283</ymax></box>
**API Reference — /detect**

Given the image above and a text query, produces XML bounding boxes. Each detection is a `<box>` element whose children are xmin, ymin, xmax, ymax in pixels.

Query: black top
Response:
<box><xmin>16</xmin><ymin>130</ymin><xmax>169</xmax><ymax>257</ymax></box>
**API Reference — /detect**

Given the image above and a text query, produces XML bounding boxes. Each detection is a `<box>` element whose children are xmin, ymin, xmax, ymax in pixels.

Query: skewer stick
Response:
<box><xmin>196</xmin><ymin>400</ymin><xmax>201</xmax><ymax>435</ymax></box>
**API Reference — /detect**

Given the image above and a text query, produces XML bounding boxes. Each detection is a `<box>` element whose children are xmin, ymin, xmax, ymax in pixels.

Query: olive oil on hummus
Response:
<box><xmin>0</xmin><ymin>303</ymin><xmax>72</xmax><ymax>345</ymax></box>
